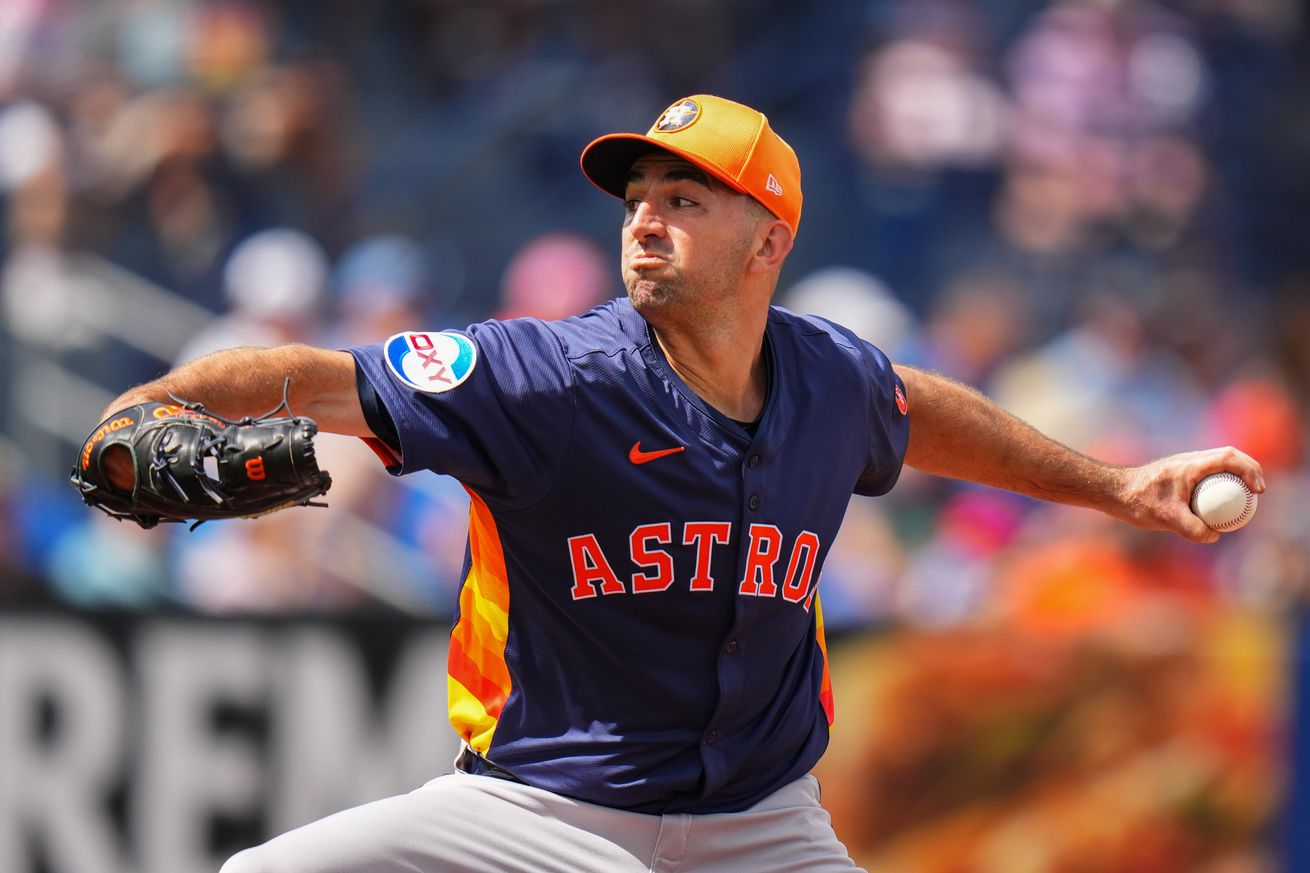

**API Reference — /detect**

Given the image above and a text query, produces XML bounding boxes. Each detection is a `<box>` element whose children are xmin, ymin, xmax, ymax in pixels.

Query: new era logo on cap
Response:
<box><xmin>579</xmin><ymin>94</ymin><xmax>803</xmax><ymax>236</ymax></box>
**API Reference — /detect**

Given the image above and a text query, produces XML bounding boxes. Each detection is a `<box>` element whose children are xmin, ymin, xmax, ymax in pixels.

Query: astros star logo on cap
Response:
<box><xmin>580</xmin><ymin>93</ymin><xmax>804</xmax><ymax>236</ymax></box>
<box><xmin>654</xmin><ymin>99</ymin><xmax>700</xmax><ymax>132</ymax></box>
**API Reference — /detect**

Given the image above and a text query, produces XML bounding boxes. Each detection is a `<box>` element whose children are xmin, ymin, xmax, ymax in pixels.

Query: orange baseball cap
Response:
<box><xmin>580</xmin><ymin>94</ymin><xmax>802</xmax><ymax>236</ymax></box>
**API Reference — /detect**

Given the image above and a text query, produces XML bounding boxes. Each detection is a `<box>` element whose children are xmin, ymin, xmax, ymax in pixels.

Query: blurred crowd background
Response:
<box><xmin>0</xmin><ymin>0</ymin><xmax>1307</xmax><ymax>870</ymax></box>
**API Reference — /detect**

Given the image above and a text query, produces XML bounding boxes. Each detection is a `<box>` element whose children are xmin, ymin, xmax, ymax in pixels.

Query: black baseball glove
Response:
<box><xmin>70</xmin><ymin>398</ymin><xmax>332</xmax><ymax>529</ymax></box>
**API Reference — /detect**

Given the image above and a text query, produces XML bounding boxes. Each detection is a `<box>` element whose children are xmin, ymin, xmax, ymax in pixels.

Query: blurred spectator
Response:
<box><xmin>1205</xmin><ymin>377</ymin><xmax>1304</xmax><ymax>477</ymax></box>
<box><xmin>174</xmin><ymin>227</ymin><xmax>328</xmax><ymax>362</ymax></box>
<box><xmin>898</xmin><ymin>489</ymin><xmax>1025</xmax><ymax>628</ymax></box>
<box><xmin>848</xmin><ymin>19</ymin><xmax>1009</xmax><ymax>173</ymax></box>
<box><xmin>46</xmin><ymin>513</ymin><xmax>171</xmax><ymax>607</ymax></box>
<box><xmin>989</xmin><ymin>283</ymin><xmax>1209</xmax><ymax>460</ymax></box>
<box><xmin>843</xmin><ymin>1</ymin><xmax>1010</xmax><ymax>302</ymax></box>
<box><xmin>898</xmin><ymin>264</ymin><xmax>1029</xmax><ymax>385</ymax></box>
<box><xmin>330</xmin><ymin>233</ymin><xmax>442</xmax><ymax>344</ymax></box>
<box><xmin>781</xmin><ymin>266</ymin><xmax>916</xmax><ymax>356</ymax></box>
<box><xmin>812</xmin><ymin>494</ymin><xmax>907</xmax><ymax>630</ymax></box>
<box><xmin>0</xmin><ymin>101</ymin><xmax>75</xmax><ymax>349</ymax></box>
<box><xmin>494</xmin><ymin>231</ymin><xmax>613</xmax><ymax>321</ymax></box>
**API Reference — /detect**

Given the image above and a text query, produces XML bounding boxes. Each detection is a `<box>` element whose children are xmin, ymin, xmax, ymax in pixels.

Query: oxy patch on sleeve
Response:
<box><xmin>383</xmin><ymin>331</ymin><xmax>479</xmax><ymax>394</ymax></box>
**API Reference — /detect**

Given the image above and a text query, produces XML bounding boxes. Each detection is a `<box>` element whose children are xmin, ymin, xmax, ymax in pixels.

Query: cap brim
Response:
<box><xmin>580</xmin><ymin>133</ymin><xmax>754</xmax><ymax>202</ymax></box>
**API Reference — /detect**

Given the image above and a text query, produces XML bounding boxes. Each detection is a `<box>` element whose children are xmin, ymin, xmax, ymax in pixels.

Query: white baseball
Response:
<box><xmin>1190</xmin><ymin>472</ymin><xmax>1257</xmax><ymax>532</ymax></box>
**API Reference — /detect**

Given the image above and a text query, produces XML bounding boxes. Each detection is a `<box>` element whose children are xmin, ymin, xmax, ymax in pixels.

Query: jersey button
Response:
<box><xmin>748</xmin><ymin>454</ymin><xmax>760</xmax><ymax>469</ymax></box>
<box><xmin>748</xmin><ymin>495</ymin><xmax>760</xmax><ymax>511</ymax></box>
<box><xmin>705</xmin><ymin>729</ymin><xmax>719</xmax><ymax>745</ymax></box>
<box><xmin>725</xmin><ymin>640</ymin><xmax>739</xmax><ymax>654</ymax></box>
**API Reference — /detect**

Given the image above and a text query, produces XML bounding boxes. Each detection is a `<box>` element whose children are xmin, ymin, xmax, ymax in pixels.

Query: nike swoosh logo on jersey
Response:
<box><xmin>629</xmin><ymin>442</ymin><xmax>685</xmax><ymax>465</ymax></box>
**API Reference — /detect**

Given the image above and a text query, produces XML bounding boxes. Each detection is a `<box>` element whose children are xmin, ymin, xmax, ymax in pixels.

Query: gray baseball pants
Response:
<box><xmin>219</xmin><ymin>771</ymin><xmax>864</xmax><ymax>873</ymax></box>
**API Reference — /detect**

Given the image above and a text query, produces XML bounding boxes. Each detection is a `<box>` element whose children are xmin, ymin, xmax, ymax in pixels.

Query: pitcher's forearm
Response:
<box><xmin>895</xmin><ymin>365</ymin><xmax>1128</xmax><ymax>513</ymax></box>
<box><xmin>101</xmin><ymin>345</ymin><xmax>370</xmax><ymax>437</ymax></box>
<box><xmin>894</xmin><ymin>365</ymin><xmax>1265</xmax><ymax>542</ymax></box>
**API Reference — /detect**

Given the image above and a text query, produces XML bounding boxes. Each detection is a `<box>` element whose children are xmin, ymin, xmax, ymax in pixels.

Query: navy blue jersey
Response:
<box><xmin>348</xmin><ymin>297</ymin><xmax>909</xmax><ymax>814</ymax></box>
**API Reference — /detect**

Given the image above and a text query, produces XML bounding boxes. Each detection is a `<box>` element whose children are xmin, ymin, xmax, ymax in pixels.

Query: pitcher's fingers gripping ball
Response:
<box><xmin>1190</xmin><ymin>472</ymin><xmax>1258</xmax><ymax>532</ymax></box>
<box><xmin>70</xmin><ymin>400</ymin><xmax>331</xmax><ymax>529</ymax></box>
